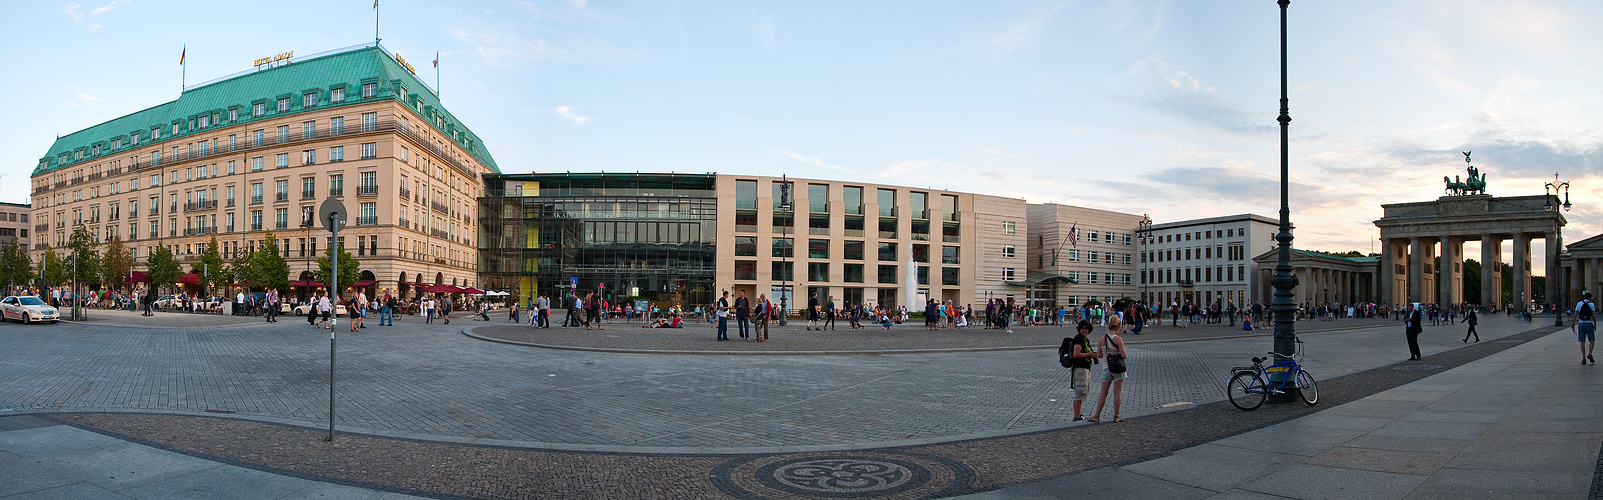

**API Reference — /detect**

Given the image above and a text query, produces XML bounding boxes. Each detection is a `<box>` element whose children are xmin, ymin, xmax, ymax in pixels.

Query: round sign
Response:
<box><xmin>318</xmin><ymin>198</ymin><xmax>347</xmax><ymax>233</ymax></box>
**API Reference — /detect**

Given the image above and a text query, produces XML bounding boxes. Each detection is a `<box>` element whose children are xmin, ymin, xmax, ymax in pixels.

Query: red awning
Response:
<box><xmin>179</xmin><ymin>273</ymin><xmax>201</xmax><ymax>284</ymax></box>
<box><xmin>352</xmin><ymin>280</ymin><xmax>376</xmax><ymax>287</ymax></box>
<box><xmin>289</xmin><ymin>280</ymin><xmax>327</xmax><ymax>288</ymax></box>
<box><xmin>461</xmin><ymin>287</ymin><xmax>485</xmax><ymax>294</ymax></box>
<box><xmin>130</xmin><ymin>271</ymin><xmax>151</xmax><ymax>283</ymax></box>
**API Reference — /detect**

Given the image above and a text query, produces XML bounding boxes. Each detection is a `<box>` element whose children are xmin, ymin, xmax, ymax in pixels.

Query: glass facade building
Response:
<box><xmin>479</xmin><ymin>173</ymin><xmax>717</xmax><ymax>309</ymax></box>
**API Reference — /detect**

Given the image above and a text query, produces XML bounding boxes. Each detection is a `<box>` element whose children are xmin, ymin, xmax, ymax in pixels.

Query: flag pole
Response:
<box><xmin>180</xmin><ymin>44</ymin><xmax>186</xmax><ymax>91</ymax></box>
<box><xmin>374</xmin><ymin>0</ymin><xmax>381</xmax><ymax>44</ymax></box>
<box><xmin>435</xmin><ymin>51</ymin><xmax>440</xmax><ymax>98</ymax></box>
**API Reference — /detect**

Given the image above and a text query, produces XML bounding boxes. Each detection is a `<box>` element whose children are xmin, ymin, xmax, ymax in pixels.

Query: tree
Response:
<box><xmin>38</xmin><ymin>247</ymin><xmax>69</xmax><ymax>287</ymax></box>
<box><xmin>101</xmin><ymin>236</ymin><xmax>133</xmax><ymax>292</ymax></box>
<box><xmin>0</xmin><ymin>239</ymin><xmax>31</xmax><ymax>289</ymax></box>
<box><xmin>313</xmin><ymin>241</ymin><xmax>361</xmax><ymax>297</ymax></box>
<box><xmin>144</xmin><ymin>245</ymin><xmax>183</xmax><ymax>295</ymax></box>
<box><xmin>1463</xmin><ymin>259</ymin><xmax>1482</xmax><ymax>305</ymax></box>
<box><xmin>66</xmin><ymin>226</ymin><xmax>103</xmax><ymax>288</ymax></box>
<box><xmin>247</xmin><ymin>232</ymin><xmax>289</xmax><ymax>292</ymax></box>
<box><xmin>192</xmin><ymin>236</ymin><xmax>227</xmax><ymax>293</ymax></box>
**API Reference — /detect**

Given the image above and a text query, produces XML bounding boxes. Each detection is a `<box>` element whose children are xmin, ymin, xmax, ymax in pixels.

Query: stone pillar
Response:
<box><xmin>1378</xmin><ymin>237</ymin><xmax>1393</xmax><ymax>306</ymax></box>
<box><xmin>1511</xmin><ymin>234</ymin><xmax>1530</xmax><ymax>309</ymax></box>
<box><xmin>1439</xmin><ymin>235</ymin><xmax>1459</xmax><ymax>306</ymax></box>
<box><xmin>1480</xmin><ymin>234</ymin><xmax>1498</xmax><ymax>307</ymax></box>
<box><xmin>1408</xmin><ymin>237</ymin><xmax>1423</xmax><ymax>305</ymax></box>
<box><xmin>1592</xmin><ymin>257</ymin><xmax>1601</xmax><ymax>295</ymax></box>
<box><xmin>1547</xmin><ymin>230</ymin><xmax>1561</xmax><ymax>311</ymax></box>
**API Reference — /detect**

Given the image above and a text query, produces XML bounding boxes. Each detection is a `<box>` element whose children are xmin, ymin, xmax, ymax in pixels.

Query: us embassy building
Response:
<box><xmin>31</xmin><ymin>43</ymin><xmax>493</xmax><ymax>298</ymax></box>
<box><xmin>35</xmin><ymin>42</ymin><xmax>1150</xmax><ymax>310</ymax></box>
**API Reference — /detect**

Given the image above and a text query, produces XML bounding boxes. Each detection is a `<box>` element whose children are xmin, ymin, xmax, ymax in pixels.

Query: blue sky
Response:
<box><xmin>5</xmin><ymin>0</ymin><xmax>1600</xmax><ymax>261</ymax></box>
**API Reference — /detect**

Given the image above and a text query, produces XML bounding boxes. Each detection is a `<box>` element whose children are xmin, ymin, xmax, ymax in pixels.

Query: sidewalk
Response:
<box><xmin>0</xmin><ymin>415</ymin><xmax>423</xmax><ymax>499</ymax></box>
<box><xmin>970</xmin><ymin>327</ymin><xmax>1603</xmax><ymax>499</ymax></box>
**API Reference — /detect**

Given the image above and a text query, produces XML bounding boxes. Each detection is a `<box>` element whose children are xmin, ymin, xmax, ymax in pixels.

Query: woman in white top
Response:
<box><xmin>1088</xmin><ymin>316</ymin><xmax>1128</xmax><ymax>423</ymax></box>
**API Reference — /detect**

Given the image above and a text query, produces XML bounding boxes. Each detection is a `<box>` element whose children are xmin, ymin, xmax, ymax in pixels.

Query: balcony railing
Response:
<box><xmin>398</xmin><ymin>217</ymin><xmax>409</xmax><ymax>228</ymax></box>
<box><xmin>398</xmin><ymin>187</ymin><xmax>410</xmax><ymax>199</ymax></box>
<box><xmin>300</xmin><ymin>191</ymin><xmax>316</xmax><ymax>200</ymax></box>
<box><xmin>184</xmin><ymin>200</ymin><xmax>217</xmax><ymax>211</ymax></box>
<box><xmin>251</xmin><ymin>223</ymin><xmax>263</xmax><ymax>231</ymax></box>
<box><xmin>431</xmin><ymin>228</ymin><xmax>448</xmax><ymax>239</ymax></box>
<box><xmin>431</xmin><ymin>201</ymin><xmax>449</xmax><ymax>214</ymax></box>
<box><xmin>357</xmin><ymin>185</ymin><xmax>378</xmax><ymax>196</ymax></box>
<box><xmin>251</xmin><ymin>195</ymin><xmax>263</xmax><ymax>204</ymax></box>
<box><xmin>275</xmin><ymin>193</ymin><xmax>289</xmax><ymax>202</ymax></box>
<box><xmin>226</xmin><ymin>200</ymin><xmax>235</xmax><ymax>207</ymax></box>
<box><xmin>183</xmin><ymin>227</ymin><xmax>217</xmax><ymax>236</ymax></box>
<box><xmin>329</xmin><ymin>188</ymin><xmax>344</xmax><ymax>197</ymax></box>
<box><xmin>357</xmin><ymin>216</ymin><xmax>378</xmax><ymax>226</ymax></box>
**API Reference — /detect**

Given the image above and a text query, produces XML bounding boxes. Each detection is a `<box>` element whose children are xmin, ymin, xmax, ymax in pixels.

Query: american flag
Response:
<box><xmin>1069</xmin><ymin>224</ymin><xmax>1078</xmax><ymax>247</ymax></box>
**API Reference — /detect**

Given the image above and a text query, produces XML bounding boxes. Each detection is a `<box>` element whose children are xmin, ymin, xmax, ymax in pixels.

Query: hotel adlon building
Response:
<box><xmin>30</xmin><ymin>43</ymin><xmax>494</xmax><ymax>298</ymax></box>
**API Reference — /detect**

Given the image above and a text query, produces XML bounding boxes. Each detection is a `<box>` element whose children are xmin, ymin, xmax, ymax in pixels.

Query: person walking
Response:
<box><xmin>318</xmin><ymin>292</ymin><xmax>333</xmax><ymax>329</ymax></box>
<box><xmin>264</xmin><ymin>290</ymin><xmax>278</xmax><ymax>322</ymax></box>
<box><xmin>308</xmin><ymin>292</ymin><xmax>321</xmax><ymax>326</ymax></box>
<box><xmin>1088</xmin><ymin>317</ymin><xmax>1127</xmax><ymax>423</ymax></box>
<box><xmin>806</xmin><ymin>291</ymin><xmax>820</xmax><ymax>331</ymax></box>
<box><xmin>509</xmin><ymin>301</ymin><xmax>519</xmax><ymax>323</ymax></box>
<box><xmin>381</xmin><ymin>292</ymin><xmax>395</xmax><ymax>326</ymax></box>
<box><xmin>441</xmin><ymin>295</ymin><xmax>453</xmax><ymax>325</ymax></box>
<box><xmin>1404</xmin><ymin>302</ymin><xmax>1424</xmax><ymax>361</ymax></box>
<box><xmin>1574</xmin><ymin>291</ymin><xmax>1596</xmax><ymax>365</ymax></box>
<box><xmin>424</xmin><ymin>297</ymin><xmax>435</xmax><ymax>324</ymax></box>
<box><xmin>734</xmin><ymin>290</ymin><xmax>750</xmax><ymax>340</ymax></box>
<box><xmin>715</xmin><ymin>290</ymin><xmax>731</xmax><ymax>341</ymax></box>
<box><xmin>537</xmin><ymin>293</ymin><xmax>550</xmax><ymax>328</ymax></box>
<box><xmin>1058</xmin><ymin>320</ymin><xmax>1100</xmax><ymax>421</ymax></box>
<box><xmin>1462</xmin><ymin>308</ymin><xmax>1479</xmax><ymax>343</ymax></box>
<box><xmin>824</xmin><ymin>296</ymin><xmax>837</xmax><ymax>331</ymax></box>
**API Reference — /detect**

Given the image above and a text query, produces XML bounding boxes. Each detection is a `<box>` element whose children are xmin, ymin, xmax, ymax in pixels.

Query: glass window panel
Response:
<box><xmin>844</xmin><ymin>241</ymin><xmax>864</xmax><ymax>260</ymax></box>
<box><xmin>808</xmin><ymin>184</ymin><xmax>828</xmax><ymax>213</ymax></box>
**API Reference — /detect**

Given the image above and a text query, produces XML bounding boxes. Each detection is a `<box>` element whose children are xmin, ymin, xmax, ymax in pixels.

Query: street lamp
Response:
<box><xmin>1138</xmin><ymin>215</ymin><xmax>1152</xmax><ymax>304</ymax></box>
<box><xmin>1268</xmin><ymin>0</ymin><xmax>1302</xmax><ymax>399</ymax></box>
<box><xmin>778</xmin><ymin>174</ymin><xmax>792</xmax><ymax>326</ymax></box>
<box><xmin>1545</xmin><ymin>173</ymin><xmax>1571</xmax><ymax>327</ymax></box>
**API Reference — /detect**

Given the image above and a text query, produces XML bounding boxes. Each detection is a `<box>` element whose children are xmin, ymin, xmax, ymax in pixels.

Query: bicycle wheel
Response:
<box><xmin>1296</xmin><ymin>369</ymin><xmax>1318</xmax><ymax>406</ymax></box>
<box><xmin>1227</xmin><ymin>372</ymin><xmax>1266</xmax><ymax>411</ymax></box>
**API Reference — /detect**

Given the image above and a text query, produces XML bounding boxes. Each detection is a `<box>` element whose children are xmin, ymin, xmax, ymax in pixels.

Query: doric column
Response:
<box><xmin>1512</xmin><ymin>234</ymin><xmax>1530</xmax><ymax>308</ymax></box>
<box><xmin>1408</xmin><ymin>237</ymin><xmax>1423</xmax><ymax>304</ymax></box>
<box><xmin>1378</xmin><ymin>237</ymin><xmax>1393</xmax><ymax>306</ymax></box>
<box><xmin>1480</xmin><ymin>234</ymin><xmax>1498</xmax><ymax>307</ymax></box>
<box><xmin>1439</xmin><ymin>235</ymin><xmax>1458</xmax><ymax>306</ymax></box>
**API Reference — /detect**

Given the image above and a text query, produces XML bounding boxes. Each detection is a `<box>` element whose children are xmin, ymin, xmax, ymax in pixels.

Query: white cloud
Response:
<box><xmin>90</xmin><ymin>24</ymin><xmax>101</xmax><ymax>30</ymax></box>
<box><xmin>571</xmin><ymin>0</ymin><xmax>587</xmax><ymax>7</ymax></box>
<box><xmin>749</xmin><ymin>10</ymin><xmax>775</xmax><ymax>48</ymax></box>
<box><xmin>62</xmin><ymin>2</ymin><xmax>84</xmax><ymax>22</ymax></box>
<box><xmin>1109</xmin><ymin>58</ymin><xmax>1271</xmax><ymax>135</ymax></box>
<box><xmin>955</xmin><ymin>2</ymin><xmax>1069</xmax><ymax>63</ymax></box>
<box><xmin>555</xmin><ymin>106</ymin><xmax>589</xmax><ymax>124</ymax></box>
<box><xmin>778</xmin><ymin>150</ymin><xmax>853</xmax><ymax>174</ymax></box>
<box><xmin>89</xmin><ymin>0</ymin><xmax>126</xmax><ymax>17</ymax></box>
<box><xmin>65</xmin><ymin>93</ymin><xmax>103</xmax><ymax>108</ymax></box>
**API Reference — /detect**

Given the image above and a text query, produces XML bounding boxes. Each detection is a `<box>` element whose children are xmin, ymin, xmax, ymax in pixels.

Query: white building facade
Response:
<box><xmin>1140</xmin><ymin>214</ymin><xmax>1279</xmax><ymax>309</ymax></box>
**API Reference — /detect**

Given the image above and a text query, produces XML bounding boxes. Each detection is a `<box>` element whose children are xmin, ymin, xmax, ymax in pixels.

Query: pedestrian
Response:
<box><xmin>318</xmin><ymin>292</ymin><xmax>333</xmax><ymax>329</ymax></box>
<box><xmin>1059</xmin><ymin>320</ymin><xmax>1100</xmax><ymax>421</ymax></box>
<box><xmin>1462</xmin><ymin>308</ymin><xmax>1479</xmax><ymax>343</ymax></box>
<box><xmin>1405</xmin><ymin>302</ymin><xmax>1423</xmax><ymax>361</ymax></box>
<box><xmin>1088</xmin><ymin>316</ymin><xmax>1127</xmax><ymax>423</ymax></box>
<box><xmin>308</xmin><ymin>292</ymin><xmax>321</xmax><ymax>326</ymax></box>
<box><xmin>735</xmin><ymin>290</ymin><xmax>750</xmax><ymax>340</ymax></box>
<box><xmin>824</xmin><ymin>296</ymin><xmax>837</xmax><ymax>331</ymax></box>
<box><xmin>1574</xmin><ymin>291</ymin><xmax>1596</xmax><ymax>365</ymax></box>
<box><xmin>381</xmin><ymin>291</ymin><xmax>395</xmax><ymax>326</ymax></box>
<box><xmin>806</xmin><ymin>291</ymin><xmax>820</xmax><ymax>331</ymax></box>
<box><xmin>715</xmin><ymin>290</ymin><xmax>731</xmax><ymax>341</ymax></box>
<box><xmin>537</xmin><ymin>293</ymin><xmax>550</xmax><ymax>328</ymax></box>
<box><xmin>509</xmin><ymin>301</ymin><xmax>519</xmax><ymax>323</ymax></box>
<box><xmin>753</xmin><ymin>293</ymin><xmax>771</xmax><ymax>342</ymax></box>
<box><xmin>441</xmin><ymin>295</ymin><xmax>452</xmax><ymax>325</ymax></box>
<box><xmin>424</xmin><ymin>297</ymin><xmax>435</xmax><ymax>324</ymax></box>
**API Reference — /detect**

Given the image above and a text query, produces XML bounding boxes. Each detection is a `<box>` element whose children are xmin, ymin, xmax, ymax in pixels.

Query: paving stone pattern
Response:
<box><xmin>0</xmin><ymin>312</ymin><xmax>1540</xmax><ymax>452</ymax></box>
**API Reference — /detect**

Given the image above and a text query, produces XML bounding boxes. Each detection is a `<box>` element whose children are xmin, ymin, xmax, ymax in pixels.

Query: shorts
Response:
<box><xmin>1067</xmin><ymin>367</ymin><xmax>1090</xmax><ymax>401</ymax></box>
<box><xmin>1101</xmin><ymin>368</ymin><xmax>1128</xmax><ymax>383</ymax></box>
<box><xmin>1579</xmin><ymin>323</ymin><xmax>1596</xmax><ymax>343</ymax></box>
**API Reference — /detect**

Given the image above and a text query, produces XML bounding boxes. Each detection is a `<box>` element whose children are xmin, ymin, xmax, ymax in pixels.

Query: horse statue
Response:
<box><xmin>1465</xmin><ymin>166</ymin><xmax>1487</xmax><ymax>194</ymax></box>
<box><xmin>1444</xmin><ymin>175</ymin><xmax>1468</xmax><ymax>195</ymax></box>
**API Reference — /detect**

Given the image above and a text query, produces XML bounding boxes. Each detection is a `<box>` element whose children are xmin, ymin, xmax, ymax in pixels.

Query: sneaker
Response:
<box><xmin>1591</xmin><ymin>355</ymin><xmax>1596</xmax><ymax>363</ymax></box>
<box><xmin>1072</xmin><ymin>416</ymin><xmax>1086</xmax><ymax>422</ymax></box>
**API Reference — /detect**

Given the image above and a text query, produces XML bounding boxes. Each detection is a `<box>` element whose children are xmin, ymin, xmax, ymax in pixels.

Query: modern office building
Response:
<box><xmin>1141</xmin><ymin>214</ymin><xmax>1279</xmax><ymax>308</ymax></box>
<box><xmin>0</xmin><ymin>202</ymin><xmax>31</xmax><ymax>248</ymax></box>
<box><xmin>30</xmin><ymin>43</ymin><xmax>495</xmax><ymax>298</ymax></box>
<box><xmin>1026</xmin><ymin>203</ymin><xmax>1146</xmax><ymax>308</ymax></box>
<box><xmin>478</xmin><ymin>173</ymin><xmax>718</xmax><ymax>308</ymax></box>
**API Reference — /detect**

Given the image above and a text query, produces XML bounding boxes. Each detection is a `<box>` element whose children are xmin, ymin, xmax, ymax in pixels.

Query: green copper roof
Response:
<box><xmin>36</xmin><ymin>43</ymin><xmax>498</xmax><ymax>176</ymax></box>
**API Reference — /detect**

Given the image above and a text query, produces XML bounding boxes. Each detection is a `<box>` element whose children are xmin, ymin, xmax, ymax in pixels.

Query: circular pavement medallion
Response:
<box><xmin>712</xmin><ymin>451</ymin><xmax>974</xmax><ymax>499</ymax></box>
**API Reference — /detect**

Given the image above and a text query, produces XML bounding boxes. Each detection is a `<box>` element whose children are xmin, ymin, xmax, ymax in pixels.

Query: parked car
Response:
<box><xmin>154</xmin><ymin>295</ymin><xmax>183</xmax><ymax>309</ymax></box>
<box><xmin>293</xmin><ymin>303</ymin><xmax>347</xmax><ymax>316</ymax></box>
<box><xmin>0</xmin><ymin>295</ymin><xmax>61</xmax><ymax>324</ymax></box>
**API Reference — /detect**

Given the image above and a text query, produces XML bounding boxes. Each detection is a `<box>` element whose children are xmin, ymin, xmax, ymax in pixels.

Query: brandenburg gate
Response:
<box><xmin>1373</xmin><ymin>154</ymin><xmax>1566</xmax><ymax>308</ymax></box>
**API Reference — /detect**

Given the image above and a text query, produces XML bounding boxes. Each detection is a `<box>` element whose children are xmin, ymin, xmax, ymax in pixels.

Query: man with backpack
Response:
<box><xmin>1058</xmin><ymin>320</ymin><xmax>1101</xmax><ymax>422</ymax></box>
<box><xmin>1574</xmin><ymin>291</ymin><xmax>1595</xmax><ymax>365</ymax></box>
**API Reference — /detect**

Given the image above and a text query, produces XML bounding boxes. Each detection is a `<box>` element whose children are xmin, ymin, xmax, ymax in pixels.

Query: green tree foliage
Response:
<box><xmin>66</xmin><ymin>226</ymin><xmax>103</xmax><ymax>287</ymax></box>
<box><xmin>144</xmin><ymin>245</ymin><xmax>183</xmax><ymax>295</ymax></box>
<box><xmin>313</xmin><ymin>242</ymin><xmax>361</xmax><ymax>295</ymax></box>
<box><xmin>1462</xmin><ymin>259</ymin><xmax>1482</xmax><ymax>305</ymax></box>
<box><xmin>247</xmin><ymin>232</ymin><xmax>289</xmax><ymax>292</ymax></box>
<box><xmin>101</xmin><ymin>236</ymin><xmax>133</xmax><ymax>292</ymax></box>
<box><xmin>38</xmin><ymin>247</ymin><xmax>70</xmax><ymax>287</ymax></box>
<box><xmin>191</xmin><ymin>236</ymin><xmax>227</xmax><ymax>292</ymax></box>
<box><xmin>0</xmin><ymin>240</ymin><xmax>29</xmax><ymax>288</ymax></box>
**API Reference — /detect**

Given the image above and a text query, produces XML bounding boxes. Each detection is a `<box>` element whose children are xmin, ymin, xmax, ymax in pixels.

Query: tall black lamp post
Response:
<box><xmin>778</xmin><ymin>175</ymin><xmax>791</xmax><ymax>326</ymax></box>
<box><xmin>1544</xmin><ymin>173</ymin><xmax>1571</xmax><ymax>327</ymax></box>
<box><xmin>1138</xmin><ymin>215</ymin><xmax>1152</xmax><ymax>304</ymax></box>
<box><xmin>1269</xmin><ymin>0</ymin><xmax>1302</xmax><ymax>392</ymax></box>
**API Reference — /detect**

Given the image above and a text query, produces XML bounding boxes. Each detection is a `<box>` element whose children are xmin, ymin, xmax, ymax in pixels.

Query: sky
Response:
<box><xmin>4</xmin><ymin>0</ymin><xmax>1601</xmax><ymax>268</ymax></box>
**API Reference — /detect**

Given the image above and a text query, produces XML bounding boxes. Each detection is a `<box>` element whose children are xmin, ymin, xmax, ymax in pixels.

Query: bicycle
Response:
<box><xmin>1226</xmin><ymin>336</ymin><xmax>1318</xmax><ymax>410</ymax></box>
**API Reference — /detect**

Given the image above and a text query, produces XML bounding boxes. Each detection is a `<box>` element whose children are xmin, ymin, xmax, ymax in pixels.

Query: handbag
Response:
<box><xmin>1106</xmin><ymin>353</ymin><xmax>1127</xmax><ymax>374</ymax></box>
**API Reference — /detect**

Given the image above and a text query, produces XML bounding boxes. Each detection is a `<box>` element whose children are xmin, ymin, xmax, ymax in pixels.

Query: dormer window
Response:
<box><xmin>171</xmin><ymin>123</ymin><xmax>180</xmax><ymax>135</ymax></box>
<box><xmin>361</xmin><ymin>82</ymin><xmax>377</xmax><ymax>98</ymax></box>
<box><xmin>331</xmin><ymin>87</ymin><xmax>345</xmax><ymax>103</ymax></box>
<box><xmin>277</xmin><ymin>98</ymin><xmax>290</xmax><ymax>112</ymax></box>
<box><xmin>229</xmin><ymin>108</ymin><xmax>238</xmax><ymax>122</ymax></box>
<box><xmin>198</xmin><ymin>115</ymin><xmax>209</xmax><ymax>128</ymax></box>
<box><xmin>131</xmin><ymin>134</ymin><xmax>140</xmax><ymax>146</ymax></box>
<box><xmin>152</xmin><ymin>127</ymin><xmax>161</xmax><ymax>140</ymax></box>
<box><xmin>253</xmin><ymin>103</ymin><xmax>265</xmax><ymax>117</ymax></box>
<box><xmin>303</xmin><ymin>92</ymin><xmax>317</xmax><ymax>108</ymax></box>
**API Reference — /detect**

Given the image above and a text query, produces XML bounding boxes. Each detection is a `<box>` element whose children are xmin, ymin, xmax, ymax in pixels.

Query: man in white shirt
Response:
<box><xmin>236</xmin><ymin>291</ymin><xmax>246</xmax><ymax>316</ymax></box>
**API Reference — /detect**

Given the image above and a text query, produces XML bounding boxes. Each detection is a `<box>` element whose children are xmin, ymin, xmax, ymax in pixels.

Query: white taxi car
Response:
<box><xmin>1</xmin><ymin>296</ymin><xmax>61</xmax><ymax>324</ymax></box>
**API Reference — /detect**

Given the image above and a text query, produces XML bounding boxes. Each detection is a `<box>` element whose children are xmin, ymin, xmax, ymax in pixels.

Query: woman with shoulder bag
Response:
<box><xmin>1088</xmin><ymin>316</ymin><xmax>1128</xmax><ymax>423</ymax></box>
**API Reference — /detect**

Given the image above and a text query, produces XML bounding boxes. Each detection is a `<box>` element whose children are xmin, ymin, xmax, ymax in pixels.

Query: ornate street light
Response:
<box><xmin>1546</xmin><ymin>173</ymin><xmax>1571</xmax><ymax>327</ymax></box>
<box><xmin>778</xmin><ymin>175</ymin><xmax>792</xmax><ymax>326</ymax></box>
<box><xmin>1269</xmin><ymin>0</ymin><xmax>1302</xmax><ymax>398</ymax></box>
<box><xmin>1138</xmin><ymin>215</ymin><xmax>1152</xmax><ymax>304</ymax></box>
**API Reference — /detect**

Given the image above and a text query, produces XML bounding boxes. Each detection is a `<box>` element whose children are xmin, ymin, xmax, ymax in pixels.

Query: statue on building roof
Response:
<box><xmin>1445</xmin><ymin>151</ymin><xmax>1488</xmax><ymax>196</ymax></box>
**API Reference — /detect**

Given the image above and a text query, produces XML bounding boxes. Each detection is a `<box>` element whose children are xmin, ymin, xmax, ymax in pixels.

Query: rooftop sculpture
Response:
<box><xmin>1445</xmin><ymin>151</ymin><xmax>1488</xmax><ymax>196</ymax></box>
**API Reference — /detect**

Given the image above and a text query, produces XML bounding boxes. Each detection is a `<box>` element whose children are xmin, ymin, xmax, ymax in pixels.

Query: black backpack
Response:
<box><xmin>1580</xmin><ymin>301</ymin><xmax>1595</xmax><ymax>322</ymax></box>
